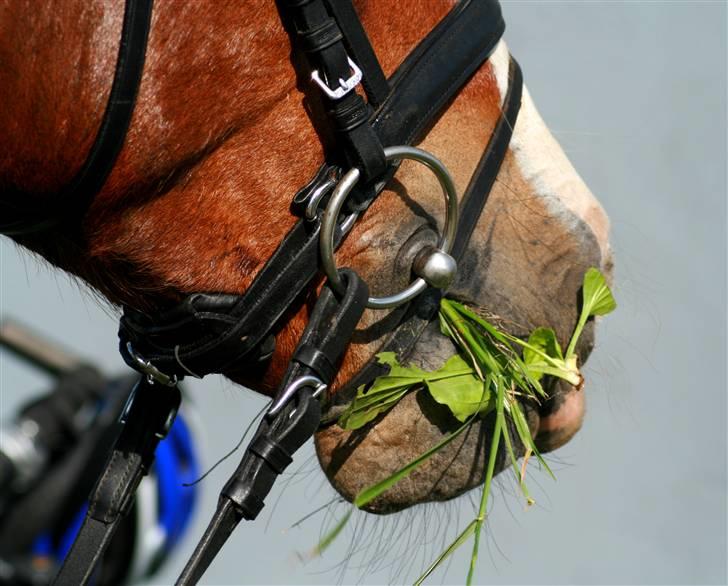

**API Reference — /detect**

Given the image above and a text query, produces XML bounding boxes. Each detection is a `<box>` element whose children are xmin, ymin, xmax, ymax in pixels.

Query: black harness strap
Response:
<box><xmin>176</xmin><ymin>269</ymin><xmax>369</xmax><ymax>585</ymax></box>
<box><xmin>321</xmin><ymin>0</ymin><xmax>389</xmax><ymax>108</ymax></box>
<box><xmin>0</xmin><ymin>0</ymin><xmax>153</xmax><ymax>236</ymax></box>
<box><xmin>55</xmin><ymin>1</ymin><xmax>522</xmax><ymax>584</ymax></box>
<box><xmin>52</xmin><ymin>378</ymin><xmax>180</xmax><ymax>586</ymax></box>
<box><xmin>118</xmin><ymin>0</ymin><xmax>507</xmax><ymax>385</ymax></box>
<box><xmin>323</xmin><ymin>57</ymin><xmax>524</xmax><ymax>422</ymax></box>
<box><xmin>281</xmin><ymin>0</ymin><xmax>387</xmax><ymax>185</ymax></box>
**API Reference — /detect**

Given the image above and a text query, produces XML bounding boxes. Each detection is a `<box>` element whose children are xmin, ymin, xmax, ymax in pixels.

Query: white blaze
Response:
<box><xmin>489</xmin><ymin>41</ymin><xmax>610</xmax><ymax>257</ymax></box>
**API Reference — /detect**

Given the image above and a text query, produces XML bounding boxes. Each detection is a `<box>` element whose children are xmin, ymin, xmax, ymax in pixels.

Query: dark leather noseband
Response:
<box><xmin>38</xmin><ymin>1</ymin><xmax>525</xmax><ymax>584</ymax></box>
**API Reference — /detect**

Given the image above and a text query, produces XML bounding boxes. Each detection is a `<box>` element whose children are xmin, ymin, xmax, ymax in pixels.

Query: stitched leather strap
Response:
<box><xmin>117</xmin><ymin>0</ymin><xmax>506</xmax><ymax>386</ymax></box>
<box><xmin>52</xmin><ymin>378</ymin><xmax>181</xmax><ymax>586</ymax></box>
<box><xmin>175</xmin><ymin>269</ymin><xmax>368</xmax><ymax>585</ymax></box>
<box><xmin>322</xmin><ymin>0</ymin><xmax>389</xmax><ymax>108</ymax></box>
<box><xmin>322</xmin><ymin>56</ymin><xmax>524</xmax><ymax>424</ymax></box>
<box><xmin>283</xmin><ymin>0</ymin><xmax>387</xmax><ymax>184</ymax></box>
<box><xmin>0</xmin><ymin>0</ymin><xmax>154</xmax><ymax>236</ymax></box>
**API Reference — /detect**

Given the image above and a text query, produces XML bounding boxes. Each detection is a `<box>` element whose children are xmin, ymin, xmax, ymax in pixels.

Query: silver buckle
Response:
<box><xmin>126</xmin><ymin>342</ymin><xmax>178</xmax><ymax>387</ymax></box>
<box><xmin>311</xmin><ymin>57</ymin><xmax>362</xmax><ymax>100</ymax></box>
<box><xmin>267</xmin><ymin>375</ymin><xmax>327</xmax><ymax>418</ymax></box>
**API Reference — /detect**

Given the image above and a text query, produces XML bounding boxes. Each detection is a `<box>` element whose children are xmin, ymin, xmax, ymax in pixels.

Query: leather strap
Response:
<box><xmin>118</xmin><ymin>0</ymin><xmax>506</xmax><ymax>386</ymax></box>
<box><xmin>280</xmin><ymin>0</ymin><xmax>387</xmax><ymax>185</ymax></box>
<box><xmin>175</xmin><ymin>269</ymin><xmax>368</xmax><ymax>585</ymax></box>
<box><xmin>52</xmin><ymin>377</ymin><xmax>181</xmax><ymax>586</ymax></box>
<box><xmin>322</xmin><ymin>56</ymin><xmax>524</xmax><ymax>424</ymax></box>
<box><xmin>0</xmin><ymin>0</ymin><xmax>154</xmax><ymax>236</ymax></box>
<box><xmin>321</xmin><ymin>0</ymin><xmax>389</xmax><ymax>108</ymax></box>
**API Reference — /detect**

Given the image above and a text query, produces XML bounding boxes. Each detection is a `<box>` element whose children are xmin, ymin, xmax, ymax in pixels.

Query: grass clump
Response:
<box><xmin>316</xmin><ymin>268</ymin><xmax>615</xmax><ymax>584</ymax></box>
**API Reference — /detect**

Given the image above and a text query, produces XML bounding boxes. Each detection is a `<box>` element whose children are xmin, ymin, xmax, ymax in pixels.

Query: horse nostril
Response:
<box><xmin>535</xmin><ymin>385</ymin><xmax>586</xmax><ymax>453</ymax></box>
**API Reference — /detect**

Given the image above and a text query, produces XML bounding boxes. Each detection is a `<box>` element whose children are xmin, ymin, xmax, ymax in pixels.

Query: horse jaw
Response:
<box><xmin>314</xmin><ymin>41</ymin><xmax>612</xmax><ymax>513</ymax></box>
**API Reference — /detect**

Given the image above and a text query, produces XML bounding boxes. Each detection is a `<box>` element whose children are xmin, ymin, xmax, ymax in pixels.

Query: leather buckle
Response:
<box><xmin>311</xmin><ymin>56</ymin><xmax>362</xmax><ymax>100</ymax></box>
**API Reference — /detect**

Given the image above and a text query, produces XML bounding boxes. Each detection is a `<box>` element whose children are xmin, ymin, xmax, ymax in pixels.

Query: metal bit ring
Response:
<box><xmin>320</xmin><ymin>145</ymin><xmax>459</xmax><ymax>309</ymax></box>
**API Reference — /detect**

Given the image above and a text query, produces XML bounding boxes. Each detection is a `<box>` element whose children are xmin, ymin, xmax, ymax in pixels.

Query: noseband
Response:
<box><xmin>19</xmin><ymin>0</ymin><xmax>524</xmax><ymax>583</ymax></box>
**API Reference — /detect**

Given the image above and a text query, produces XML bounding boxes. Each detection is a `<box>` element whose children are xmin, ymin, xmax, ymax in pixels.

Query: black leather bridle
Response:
<box><xmin>4</xmin><ymin>0</ymin><xmax>523</xmax><ymax>584</ymax></box>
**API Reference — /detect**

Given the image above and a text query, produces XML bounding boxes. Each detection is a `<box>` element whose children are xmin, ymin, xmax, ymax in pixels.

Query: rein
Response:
<box><xmin>9</xmin><ymin>0</ymin><xmax>525</xmax><ymax>583</ymax></box>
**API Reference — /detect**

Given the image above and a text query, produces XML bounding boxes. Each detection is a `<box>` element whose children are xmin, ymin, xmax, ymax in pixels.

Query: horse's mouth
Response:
<box><xmin>314</xmin><ymin>315</ymin><xmax>589</xmax><ymax>513</ymax></box>
<box><xmin>314</xmin><ymin>319</ymin><xmax>534</xmax><ymax>514</ymax></box>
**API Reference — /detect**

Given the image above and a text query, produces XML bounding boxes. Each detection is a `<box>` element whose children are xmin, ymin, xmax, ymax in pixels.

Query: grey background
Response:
<box><xmin>1</xmin><ymin>1</ymin><xmax>725</xmax><ymax>584</ymax></box>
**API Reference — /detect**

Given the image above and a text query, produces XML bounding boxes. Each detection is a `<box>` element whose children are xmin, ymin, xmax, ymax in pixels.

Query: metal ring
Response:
<box><xmin>320</xmin><ymin>145</ymin><xmax>459</xmax><ymax>309</ymax></box>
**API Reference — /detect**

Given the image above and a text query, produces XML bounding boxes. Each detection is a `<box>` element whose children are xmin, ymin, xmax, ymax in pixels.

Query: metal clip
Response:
<box><xmin>267</xmin><ymin>375</ymin><xmax>327</xmax><ymax>418</ymax></box>
<box><xmin>126</xmin><ymin>342</ymin><xmax>178</xmax><ymax>387</ymax></box>
<box><xmin>311</xmin><ymin>57</ymin><xmax>362</xmax><ymax>100</ymax></box>
<box><xmin>305</xmin><ymin>174</ymin><xmax>338</xmax><ymax>221</ymax></box>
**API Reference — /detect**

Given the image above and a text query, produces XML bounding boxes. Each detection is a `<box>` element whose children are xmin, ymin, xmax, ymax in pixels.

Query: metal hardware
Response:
<box><xmin>320</xmin><ymin>145</ymin><xmax>459</xmax><ymax>309</ymax></box>
<box><xmin>267</xmin><ymin>375</ymin><xmax>327</xmax><ymax>418</ymax></box>
<box><xmin>305</xmin><ymin>175</ymin><xmax>338</xmax><ymax>220</ymax></box>
<box><xmin>311</xmin><ymin>57</ymin><xmax>363</xmax><ymax>100</ymax></box>
<box><xmin>126</xmin><ymin>342</ymin><xmax>178</xmax><ymax>387</ymax></box>
<box><xmin>412</xmin><ymin>245</ymin><xmax>458</xmax><ymax>289</ymax></box>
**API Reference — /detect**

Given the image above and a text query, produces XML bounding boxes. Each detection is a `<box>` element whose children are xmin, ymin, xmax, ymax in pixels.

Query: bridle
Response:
<box><xmin>3</xmin><ymin>0</ymin><xmax>523</xmax><ymax>583</ymax></box>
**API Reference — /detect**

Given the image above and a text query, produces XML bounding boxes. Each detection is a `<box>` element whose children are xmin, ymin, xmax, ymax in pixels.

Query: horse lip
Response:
<box><xmin>318</xmin><ymin>316</ymin><xmax>455</xmax><ymax>429</ymax></box>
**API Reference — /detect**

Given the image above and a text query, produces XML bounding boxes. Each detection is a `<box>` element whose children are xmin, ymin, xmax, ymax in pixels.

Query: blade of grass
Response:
<box><xmin>311</xmin><ymin>509</ymin><xmax>352</xmax><ymax>557</ymax></box>
<box><xmin>440</xmin><ymin>303</ymin><xmax>503</xmax><ymax>376</ymax></box>
<box><xmin>508</xmin><ymin>399</ymin><xmax>555</xmax><ymax>481</ymax></box>
<box><xmin>443</xmin><ymin>300</ymin><xmax>512</xmax><ymax>346</ymax></box>
<box><xmin>354</xmin><ymin>416</ymin><xmax>473</xmax><ymax>508</ymax></box>
<box><xmin>501</xmin><ymin>413</ymin><xmax>534</xmax><ymax>506</ymax></box>
<box><xmin>413</xmin><ymin>519</ymin><xmax>479</xmax><ymax>586</ymax></box>
<box><xmin>467</xmin><ymin>378</ymin><xmax>506</xmax><ymax>585</ymax></box>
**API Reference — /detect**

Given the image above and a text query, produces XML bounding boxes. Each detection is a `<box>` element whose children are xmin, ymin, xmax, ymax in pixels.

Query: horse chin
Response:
<box><xmin>314</xmin><ymin>321</ymin><xmax>541</xmax><ymax>514</ymax></box>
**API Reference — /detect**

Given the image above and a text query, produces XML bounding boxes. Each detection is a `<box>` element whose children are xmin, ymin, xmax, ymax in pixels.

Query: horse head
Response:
<box><xmin>0</xmin><ymin>0</ymin><xmax>611</xmax><ymax>526</ymax></box>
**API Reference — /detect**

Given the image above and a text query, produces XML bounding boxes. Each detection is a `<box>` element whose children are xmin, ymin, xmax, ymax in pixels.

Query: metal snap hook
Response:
<box><xmin>267</xmin><ymin>375</ymin><xmax>327</xmax><ymax>418</ymax></box>
<box><xmin>126</xmin><ymin>342</ymin><xmax>178</xmax><ymax>387</ymax></box>
<box><xmin>319</xmin><ymin>145</ymin><xmax>459</xmax><ymax>309</ymax></box>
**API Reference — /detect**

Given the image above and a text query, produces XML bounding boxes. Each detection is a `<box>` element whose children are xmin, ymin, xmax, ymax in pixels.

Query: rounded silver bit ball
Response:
<box><xmin>412</xmin><ymin>245</ymin><xmax>458</xmax><ymax>289</ymax></box>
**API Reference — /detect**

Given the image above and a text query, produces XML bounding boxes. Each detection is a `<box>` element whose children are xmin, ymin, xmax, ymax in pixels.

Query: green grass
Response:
<box><xmin>315</xmin><ymin>268</ymin><xmax>615</xmax><ymax>584</ymax></box>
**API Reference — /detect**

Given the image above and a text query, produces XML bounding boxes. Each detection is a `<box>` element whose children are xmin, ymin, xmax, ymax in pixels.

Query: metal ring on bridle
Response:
<box><xmin>320</xmin><ymin>145</ymin><xmax>459</xmax><ymax>309</ymax></box>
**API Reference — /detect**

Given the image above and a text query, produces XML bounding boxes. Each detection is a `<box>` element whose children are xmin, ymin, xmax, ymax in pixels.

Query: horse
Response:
<box><xmin>0</xmin><ymin>0</ymin><xmax>612</xmax><ymax>577</ymax></box>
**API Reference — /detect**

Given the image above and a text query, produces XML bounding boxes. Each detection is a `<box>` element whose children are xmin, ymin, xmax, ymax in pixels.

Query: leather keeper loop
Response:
<box><xmin>236</xmin><ymin>493</ymin><xmax>265</xmax><ymax>520</ymax></box>
<box><xmin>293</xmin><ymin>345</ymin><xmax>336</xmax><ymax>383</ymax></box>
<box><xmin>330</xmin><ymin>96</ymin><xmax>370</xmax><ymax>132</ymax></box>
<box><xmin>298</xmin><ymin>18</ymin><xmax>343</xmax><ymax>53</ymax></box>
<box><xmin>248</xmin><ymin>436</ymin><xmax>293</xmax><ymax>475</ymax></box>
